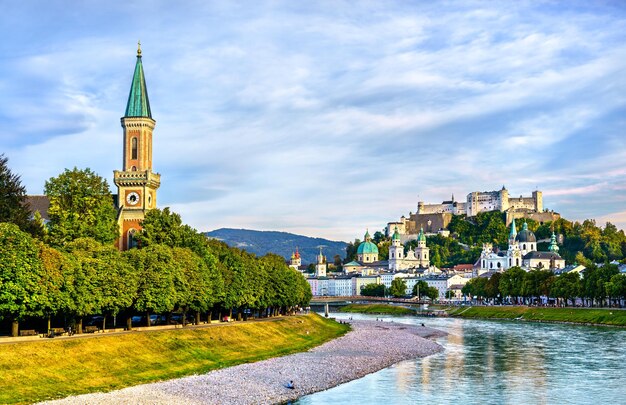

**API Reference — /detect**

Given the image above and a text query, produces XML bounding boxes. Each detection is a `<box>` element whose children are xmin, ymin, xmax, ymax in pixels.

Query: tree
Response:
<box><xmin>551</xmin><ymin>272</ymin><xmax>581</xmax><ymax>306</ymax></box>
<box><xmin>361</xmin><ymin>283</ymin><xmax>386</xmax><ymax>297</ymax></box>
<box><xmin>38</xmin><ymin>243</ymin><xmax>73</xmax><ymax>332</ymax></box>
<box><xmin>0</xmin><ymin>223</ymin><xmax>47</xmax><ymax>336</ymax></box>
<box><xmin>412</xmin><ymin>280</ymin><xmax>430</xmax><ymax>299</ymax></box>
<box><xmin>44</xmin><ymin>167</ymin><xmax>118</xmax><ymax>246</ymax></box>
<box><xmin>606</xmin><ymin>274</ymin><xmax>626</xmax><ymax>308</ymax></box>
<box><xmin>125</xmin><ymin>244</ymin><xmax>179</xmax><ymax>326</ymax></box>
<box><xmin>0</xmin><ymin>154</ymin><xmax>38</xmax><ymax>235</ymax></box>
<box><xmin>426</xmin><ymin>286</ymin><xmax>439</xmax><ymax>301</ymax></box>
<box><xmin>499</xmin><ymin>267</ymin><xmax>526</xmax><ymax>304</ymax></box>
<box><xmin>389</xmin><ymin>278</ymin><xmax>407</xmax><ymax>298</ymax></box>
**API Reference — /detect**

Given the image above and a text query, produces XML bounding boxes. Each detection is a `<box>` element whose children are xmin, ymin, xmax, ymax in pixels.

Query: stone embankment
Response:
<box><xmin>41</xmin><ymin>320</ymin><xmax>446</xmax><ymax>405</ymax></box>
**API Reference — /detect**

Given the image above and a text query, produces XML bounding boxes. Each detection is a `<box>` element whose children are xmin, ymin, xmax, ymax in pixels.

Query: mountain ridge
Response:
<box><xmin>205</xmin><ymin>228</ymin><xmax>347</xmax><ymax>265</ymax></box>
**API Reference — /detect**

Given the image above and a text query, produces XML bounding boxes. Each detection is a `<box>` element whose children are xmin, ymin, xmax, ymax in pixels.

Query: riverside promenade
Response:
<box><xmin>41</xmin><ymin>320</ymin><xmax>446</xmax><ymax>405</ymax></box>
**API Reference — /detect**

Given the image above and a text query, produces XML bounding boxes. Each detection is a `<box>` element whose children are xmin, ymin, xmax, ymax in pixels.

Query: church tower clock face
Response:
<box><xmin>126</xmin><ymin>191</ymin><xmax>140</xmax><ymax>206</ymax></box>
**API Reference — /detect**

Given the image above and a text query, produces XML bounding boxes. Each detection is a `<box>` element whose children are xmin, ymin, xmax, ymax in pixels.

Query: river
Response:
<box><xmin>297</xmin><ymin>312</ymin><xmax>626</xmax><ymax>404</ymax></box>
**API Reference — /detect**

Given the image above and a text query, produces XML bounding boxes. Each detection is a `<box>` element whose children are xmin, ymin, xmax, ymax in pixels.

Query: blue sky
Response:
<box><xmin>1</xmin><ymin>1</ymin><xmax>625</xmax><ymax>241</ymax></box>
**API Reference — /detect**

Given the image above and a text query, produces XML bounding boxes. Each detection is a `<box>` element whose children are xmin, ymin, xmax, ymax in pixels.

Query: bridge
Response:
<box><xmin>310</xmin><ymin>296</ymin><xmax>429</xmax><ymax>305</ymax></box>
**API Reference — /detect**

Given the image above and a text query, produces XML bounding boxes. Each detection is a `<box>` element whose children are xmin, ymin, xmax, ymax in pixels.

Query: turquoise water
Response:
<box><xmin>297</xmin><ymin>313</ymin><xmax>626</xmax><ymax>405</ymax></box>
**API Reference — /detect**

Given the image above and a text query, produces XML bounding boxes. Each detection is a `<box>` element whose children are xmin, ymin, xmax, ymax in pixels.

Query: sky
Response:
<box><xmin>1</xmin><ymin>1</ymin><xmax>625</xmax><ymax>242</ymax></box>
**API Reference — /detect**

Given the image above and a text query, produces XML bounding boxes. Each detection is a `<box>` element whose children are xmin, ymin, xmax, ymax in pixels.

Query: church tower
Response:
<box><xmin>113</xmin><ymin>43</ymin><xmax>160</xmax><ymax>250</ymax></box>
<box><xmin>389</xmin><ymin>227</ymin><xmax>404</xmax><ymax>271</ymax></box>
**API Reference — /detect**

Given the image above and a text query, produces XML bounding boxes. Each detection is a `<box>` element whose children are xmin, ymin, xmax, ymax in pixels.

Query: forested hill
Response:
<box><xmin>205</xmin><ymin>228</ymin><xmax>347</xmax><ymax>264</ymax></box>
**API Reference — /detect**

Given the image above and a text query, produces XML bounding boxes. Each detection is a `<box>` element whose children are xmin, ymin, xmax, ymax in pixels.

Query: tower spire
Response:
<box><xmin>125</xmin><ymin>43</ymin><xmax>152</xmax><ymax>118</ymax></box>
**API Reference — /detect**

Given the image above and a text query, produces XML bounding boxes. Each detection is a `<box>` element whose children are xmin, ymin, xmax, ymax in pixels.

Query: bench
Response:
<box><xmin>47</xmin><ymin>328</ymin><xmax>66</xmax><ymax>337</ymax></box>
<box><xmin>19</xmin><ymin>329</ymin><xmax>38</xmax><ymax>337</ymax></box>
<box><xmin>84</xmin><ymin>326</ymin><xmax>99</xmax><ymax>333</ymax></box>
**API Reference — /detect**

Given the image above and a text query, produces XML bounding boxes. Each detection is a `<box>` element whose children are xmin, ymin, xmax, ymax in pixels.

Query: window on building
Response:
<box><xmin>131</xmin><ymin>137</ymin><xmax>138</xmax><ymax>160</ymax></box>
<box><xmin>523</xmin><ymin>244</ymin><xmax>526</xmax><ymax>250</ymax></box>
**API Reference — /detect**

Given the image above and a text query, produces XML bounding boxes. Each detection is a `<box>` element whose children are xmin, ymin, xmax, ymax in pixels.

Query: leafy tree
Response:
<box><xmin>0</xmin><ymin>223</ymin><xmax>47</xmax><ymax>336</ymax></box>
<box><xmin>426</xmin><ymin>286</ymin><xmax>439</xmax><ymax>301</ymax></box>
<box><xmin>462</xmin><ymin>277</ymin><xmax>488</xmax><ymax>302</ymax></box>
<box><xmin>389</xmin><ymin>278</ymin><xmax>407</xmax><ymax>297</ymax></box>
<box><xmin>361</xmin><ymin>283</ymin><xmax>386</xmax><ymax>297</ymax></box>
<box><xmin>499</xmin><ymin>267</ymin><xmax>526</xmax><ymax>304</ymax></box>
<box><xmin>551</xmin><ymin>272</ymin><xmax>581</xmax><ymax>306</ymax></box>
<box><xmin>44</xmin><ymin>168</ymin><xmax>118</xmax><ymax>246</ymax></box>
<box><xmin>412</xmin><ymin>280</ymin><xmax>430</xmax><ymax>299</ymax></box>
<box><xmin>344</xmin><ymin>238</ymin><xmax>361</xmax><ymax>263</ymax></box>
<box><xmin>125</xmin><ymin>244</ymin><xmax>179</xmax><ymax>326</ymax></box>
<box><xmin>605</xmin><ymin>274</ymin><xmax>626</xmax><ymax>307</ymax></box>
<box><xmin>522</xmin><ymin>269</ymin><xmax>554</xmax><ymax>303</ymax></box>
<box><xmin>0</xmin><ymin>155</ymin><xmax>39</xmax><ymax>236</ymax></box>
<box><xmin>38</xmin><ymin>243</ymin><xmax>73</xmax><ymax>331</ymax></box>
<box><xmin>135</xmin><ymin>208</ymin><xmax>206</xmax><ymax>253</ymax></box>
<box><xmin>485</xmin><ymin>272</ymin><xmax>502</xmax><ymax>301</ymax></box>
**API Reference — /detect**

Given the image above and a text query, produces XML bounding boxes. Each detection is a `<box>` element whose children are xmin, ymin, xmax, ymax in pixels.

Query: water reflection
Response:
<box><xmin>297</xmin><ymin>313</ymin><xmax>626</xmax><ymax>405</ymax></box>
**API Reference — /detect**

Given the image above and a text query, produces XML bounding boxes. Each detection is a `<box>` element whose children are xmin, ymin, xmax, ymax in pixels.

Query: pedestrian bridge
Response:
<box><xmin>310</xmin><ymin>296</ymin><xmax>429</xmax><ymax>305</ymax></box>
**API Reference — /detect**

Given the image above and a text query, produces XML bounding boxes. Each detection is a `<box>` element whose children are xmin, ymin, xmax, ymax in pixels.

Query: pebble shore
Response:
<box><xmin>40</xmin><ymin>320</ymin><xmax>446</xmax><ymax>405</ymax></box>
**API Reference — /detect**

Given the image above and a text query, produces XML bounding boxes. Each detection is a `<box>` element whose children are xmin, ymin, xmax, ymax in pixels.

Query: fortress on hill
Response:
<box><xmin>387</xmin><ymin>186</ymin><xmax>560</xmax><ymax>241</ymax></box>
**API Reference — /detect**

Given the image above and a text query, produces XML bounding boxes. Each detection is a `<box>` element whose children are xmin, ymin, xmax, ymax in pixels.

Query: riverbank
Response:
<box><xmin>1</xmin><ymin>314</ymin><xmax>348</xmax><ymax>404</ymax></box>
<box><xmin>40</xmin><ymin>320</ymin><xmax>446</xmax><ymax>405</ymax></box>
<box><xmin>340</xmin><ymin>303</ymin><xmax>415</xmax><ymax>315</ymax></box>
<box><xmin>446</xmin><ymin>305</ymin><xmax>626</xmax><ymax>326</ymax></box>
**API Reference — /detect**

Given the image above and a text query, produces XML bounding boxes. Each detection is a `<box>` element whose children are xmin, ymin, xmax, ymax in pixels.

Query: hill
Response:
<box><xmin>205</xmin><ymin>228</ymin><xmax>347</xmax><ymax>265</ymax></box>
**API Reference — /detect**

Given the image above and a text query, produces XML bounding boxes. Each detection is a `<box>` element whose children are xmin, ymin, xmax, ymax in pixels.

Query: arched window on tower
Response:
<box><xmin>523</xmin><ymin>243</ymin><xmax>526</xmax><ymax>250</ymax></box>
<box><xmin>128</xmin><ymin>229</ymin><xmax>138</xmax><ymax>250</ymax></box>
<box><xmin>131</xmin><ymin>137</ymin><xmax>138</xmax><ymax>160</ymax></box>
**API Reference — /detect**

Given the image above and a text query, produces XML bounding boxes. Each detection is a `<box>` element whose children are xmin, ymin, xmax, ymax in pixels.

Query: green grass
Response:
<box><xmin>340</xmin><ymin>303</ymin><xmax>415</xmax><ymax>315</ymax></box>
<box><xmin>446</xmin><ymin>306</ymin><xmax>626</xmax><ymax>326</ymax></box>
<box><xmin>0</xmin><ymin>314</ymin><xmax>349</xmax><ymax>404</ymax></box>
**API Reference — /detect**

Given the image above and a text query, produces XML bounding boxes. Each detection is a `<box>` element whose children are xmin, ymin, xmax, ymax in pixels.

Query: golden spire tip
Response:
<box><xmin>137</xmin><ymin>40</ymin><xmax>142</xmax><ymax>57</ymax></box>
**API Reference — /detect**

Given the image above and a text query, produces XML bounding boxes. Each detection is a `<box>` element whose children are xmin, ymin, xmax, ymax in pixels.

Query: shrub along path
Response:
<box><xmin>0</xmin><ymin>314</ymin><xmax>349</xmax><ymax>405</ymax></box>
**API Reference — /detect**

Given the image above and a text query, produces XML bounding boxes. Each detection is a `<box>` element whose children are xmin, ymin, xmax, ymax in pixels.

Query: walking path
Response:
<box><xmin>40</xmin><ymin>320</ymin><xmax>446</xmax><ymax>405</ymax></box>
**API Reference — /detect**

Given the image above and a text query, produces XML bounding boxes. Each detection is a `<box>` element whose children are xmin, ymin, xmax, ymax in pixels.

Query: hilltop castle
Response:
<box><xmin>387</xmin><ymin>186</ymin><xmax>559</xmax><ymax>241</ymax></box>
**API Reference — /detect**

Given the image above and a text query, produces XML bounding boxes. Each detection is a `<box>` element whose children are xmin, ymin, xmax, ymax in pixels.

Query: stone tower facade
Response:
<box><xmin>113</xmin><ymin>43</ymin><xmax>160</xmax><ymax>250</ymax></box>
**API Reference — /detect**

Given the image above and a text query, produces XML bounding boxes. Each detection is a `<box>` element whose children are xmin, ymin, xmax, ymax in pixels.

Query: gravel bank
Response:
<box><xmin>40</xmin><ymin>320</ymin><xmax>446</xmax><ymax>405</ymax></box>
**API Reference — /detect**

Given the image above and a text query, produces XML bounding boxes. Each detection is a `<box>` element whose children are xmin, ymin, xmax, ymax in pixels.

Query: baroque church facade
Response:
<box><xmin>113</xmin><ymin>44</ymin><xmax>160</xmax><ymax>250</ymax></box>
<box><xmin>388</xmin><ymin>227</ymin><xmax>429</xmax><ymax>271</ymax></box>
<box><xmin>479</xmin><ymin>218</ymin><xmax>564</xmax><ymax>273</ymax></box>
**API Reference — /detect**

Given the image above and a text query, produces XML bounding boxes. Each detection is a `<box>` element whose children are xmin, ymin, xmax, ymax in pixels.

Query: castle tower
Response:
<box><xmin>389</xmin><ymin>227</ymin><xmax>404</xmax><ymax>271</ymax></box>
<box><xmin>113</xmin><ymin>43</ymin><xmax>161</xmax><ymax>250</ymax></box>
<box><xmin>532</xmin><ymin>190</ymin><xmax>543</xmax><ymax>213</ymax></box>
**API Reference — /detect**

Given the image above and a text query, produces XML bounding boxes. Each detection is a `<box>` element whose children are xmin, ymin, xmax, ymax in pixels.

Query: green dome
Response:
<box><xmin>357</xmin><ymin>230</ymin><xmax>378</xmax><ymax>255</ymax></box>
<box><xmin>357</xmin><ymin>240</ymin><xmax>379</xmax><ymax>255</ymax></box>
<box><xmin>418</xmin><ymin>227</ymin><xmax>426</xmax><ymax>243</ymax></box>
<box><xmin>392</xmin><ymin>227</ymin><xmax>400</xmax><ymax>241</ymax></box>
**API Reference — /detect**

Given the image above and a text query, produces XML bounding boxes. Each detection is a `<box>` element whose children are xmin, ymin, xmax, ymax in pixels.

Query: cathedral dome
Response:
<box><xmin>357</xmin><ymin>230</ymin><xmax>379</xmax><ymax>254</ymax></box>
<box><xmin>515</xmin><ymin>222</ymin><xmax>536</xmax><ymax>243</ymax></box>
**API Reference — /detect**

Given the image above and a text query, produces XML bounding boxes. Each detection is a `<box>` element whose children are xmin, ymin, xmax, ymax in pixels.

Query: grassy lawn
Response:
<box><xmin>340</xmin><ymin>303</ymin><xmax>415</xmax><ymax>315</ymax></box>
<box><xmin>446</xmin><ymin>306</ymin><xmax>626</xmax><ymax>326</ymax></box>
<box><xmin>0</xmin><ymin>314</ymin><xmax>349</xmax><ymax>404</ymax></box>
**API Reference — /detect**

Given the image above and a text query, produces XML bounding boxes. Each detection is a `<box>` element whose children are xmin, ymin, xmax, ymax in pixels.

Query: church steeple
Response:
<box><xmin>113</xmin><ymin>44</ymin><xmax>160</xmax><ymax>251</ymax></box>
<box><xmin>509</xmin><ymin>217</ymin><xmax>517</xmax><ymax>241</ymax></box>
<box><xmin>125</xmin><ymin>41</ymin><xmax>152</xmax><ymax>118</ymax></box>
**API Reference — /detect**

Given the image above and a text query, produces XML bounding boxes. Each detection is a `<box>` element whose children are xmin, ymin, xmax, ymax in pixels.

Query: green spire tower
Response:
<box><xmin>113</xmin><ymin>42</ymin><xmax>161</xmax><ymax>250</ymax></box>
